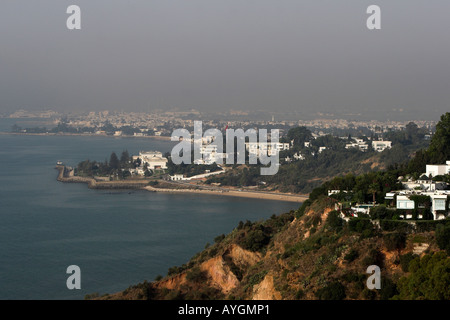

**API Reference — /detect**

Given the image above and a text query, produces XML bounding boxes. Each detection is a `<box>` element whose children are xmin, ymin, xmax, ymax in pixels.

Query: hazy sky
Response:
<box><xmin>1</xmin><ymin>0</ymin><xmax>449</xmax><ymax>120</ymax></box>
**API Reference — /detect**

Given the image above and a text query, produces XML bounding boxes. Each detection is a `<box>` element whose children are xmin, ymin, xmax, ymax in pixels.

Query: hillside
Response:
<box><xmin>91</xmin><ymin>113</ymin><xmax>450</xmax><ymax>300</ymax></box>
<box><xmin>206</xmin><ymin>122</ymin><xmax>430</xmax><ymax>194</ymax></box>
<box><xmin>96</xmin><ymin>197</ymin><xmax>449</xmax><ymax>300</ymax></box>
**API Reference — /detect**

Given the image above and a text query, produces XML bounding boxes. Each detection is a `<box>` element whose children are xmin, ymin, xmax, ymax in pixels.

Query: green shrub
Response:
<box><xmin>341</xmin><ymin>271</ymin><xmax>364</xmax><ymax>283</ymax></box>
<box><xmin>348</xmin><ymin>218</ymin><xmax>373</xmax><ymax>233</ymax></box>
<box><xmin>241</xmin><ymin>227</ymin><xmax>271</xmax><ymax>252</ymax></box>
<box><xmin>383</xmin><ymin>232</ymin><xmax>406</xmax><ymax>251</ymax></box>
<box><xmin>394</xmin><ymin>252</ymin><xmax>450</xmax><ymax>300</ymax></box>
<box><xmin>435</xmin><ymin>224</ymin><xmax>450</xmax><ymax>255</ymax></box>
<box><xmin>362</xmin><ymin>249</ymin><xmax>384</xmax><ymax>267</ymax></box>
<box><xmin>416</xmin><ymin>220</ymin><xmax>448</xmax><ymax>232</ymax></box>
<box><xmin>326</xmin><ymin>210</ymin><xmax>345</xmax><ymax>232</ymax></box>
<box><xmin>186</xmin><ymin>266</ymin><xmax>207</xmax><ymax>282</ymax></box>
<box><xmin>247</xmin><ymin>270</ymin><xmax>268</xmax><ymax>286</ymax></box>
<box><xmin>399</xmin><ymin>253</ymin><xmax>416</xmax><ymax>272</ymax></box>
<box><xmin>380</xmin><ymin>277</ymin><xmax>398</xmax><ymax>300</ymax></box>
<box><xmin>214</xmin><ymin>234</ymin><xmax>226</xmax><ymax>243</ymax></box>
<box><xmin>296</xmin><ymin>199</ymin><xmax>312</xmax><ymax>218</ymax></box>
<box><xmin>344</xmin><ymin>249</ymin><xmax>359</xmax><ymax>263</ymax></box>
<box><xmin>370</xmin><ymin>205</ymin><xmax>394</xmax><ymax>220</ymax></box>
<box><xmin>315</xmin><ymin>281</ymin><xmax>346</xmax><ymax>300</ymax></box>
<box><xmin>379</xmin><ymin>220</ymin><xmax>413</xmax><ymax>232</ymax></box>
<box><xmin>295</xmin><ymin>289</ymin><xmax>305</xmax><ymax>299</ymax></box>
<box><xmin>362</xmin><ymin>288</ymin><xmax>377</xmax><ymax>300</ymax></box>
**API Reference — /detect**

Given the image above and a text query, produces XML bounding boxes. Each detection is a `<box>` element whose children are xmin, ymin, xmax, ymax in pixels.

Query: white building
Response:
<box><xmin>245</xmin><ymin>142</ymin><xmax>290</xmax><ymax>157</ymax></box>
<box><xmin>396</xmin><ymin>195</ymin><xmax>415</xmax><ymax>209</ymax></box>
<box><xmin>194</xmin><ymin>145</ymin><xmax>227</xmax><ymax>165</ymax></box>
<box><xmin>392</xmin><ymin>192</ymin><xmax>450</xmax><ymax>220</ymax></box>
<box><xmin>402</xmin><ymin>180</ymin><xmax>447</xmax><ymax>191</ymax></box>
<box><xmin>372</xmin><ymin>140</ymin><xmax>392</xmax><ymax>152</ymax></box>
<box><xmin>426</xmin><ymin>161</ymin><xmax>450</xmax><ymax>177</ymax></box>
<box><xmin>133</xmin><ymin>151</ymin><xmax>168</xmax><ymax>170</ymax></box>
<box><xmin>170</xmin><ymin>174</ymin><xmax>185</xmax><ymax>181</ymax></box>
<box><xmin>345</xmin><ymin>141</ymin><xmax>369</xmax><ymax>152</ymax></box>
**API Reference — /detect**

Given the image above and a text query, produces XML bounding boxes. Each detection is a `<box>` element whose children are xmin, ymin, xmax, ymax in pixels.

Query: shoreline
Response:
<box><xmin>144</xmin><ymin>185</ymin><xmax>307</xmax><ymax>202</ymax></box>
<box><xmin>0</xmin><ymin>131</ymin><xmax>172</xmax><ymax>140</ymax></box>
<box><xmin>55</xmin><ymin>166</ymin><xmax>307</xmax><ymax>203</ymax></box>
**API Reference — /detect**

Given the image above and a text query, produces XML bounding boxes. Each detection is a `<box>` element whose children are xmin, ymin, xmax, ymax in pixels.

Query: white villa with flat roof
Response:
<box><xmin>426</xmin><ymin>161</ymin><xmax>450</xmax><ymax>177</ymax></box>
<box><xmin>372</xmin><ymin>140</ymin><xmax>392</xmax><ymax>152</ymax></box>
<box><xmin>390</xmin><ymin>191</ymin><xmax>450</xmax><ymax>220</ymax></box>
<box><xmin>133</xmin><ymin>151</ymin><xmax>168</xmax><ymax>170</ymax></box>
<box><xmin>245</xmin><ymin>142</ymin><xmax>290</xmax><ymax>157</ymax></box>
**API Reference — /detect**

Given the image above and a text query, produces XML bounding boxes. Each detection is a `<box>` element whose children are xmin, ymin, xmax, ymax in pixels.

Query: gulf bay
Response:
<box><xmin>0</xmin><ymin>120</ymin><xmax>298</xmax><ymax>299</ymax></box>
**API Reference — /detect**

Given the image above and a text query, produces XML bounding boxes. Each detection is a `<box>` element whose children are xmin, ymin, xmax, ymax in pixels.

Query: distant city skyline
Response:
<box><xmin>1</xmin><ymin>1</ymin><xmax>450</xmax><ymax>121</ymax></box>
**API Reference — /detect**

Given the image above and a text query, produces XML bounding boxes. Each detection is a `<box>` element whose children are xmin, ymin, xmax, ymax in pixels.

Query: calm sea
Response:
<box><xmin>0</xmin><ymin>119</ymin><xmax>299</xmax><ymax>299</ymax></box>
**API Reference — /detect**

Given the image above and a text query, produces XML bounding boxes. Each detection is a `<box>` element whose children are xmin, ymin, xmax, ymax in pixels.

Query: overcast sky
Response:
<box><xmin>0</xmin><ymin>0</ymin><xmax>449</xmax><ymax>120</ymax></box>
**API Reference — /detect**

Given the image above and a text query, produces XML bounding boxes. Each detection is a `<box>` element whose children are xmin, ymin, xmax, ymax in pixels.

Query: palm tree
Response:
<box><xmin>368</xmin><ymin>183</ymin><xmax>379</xmax><ymax>204</ymax></box>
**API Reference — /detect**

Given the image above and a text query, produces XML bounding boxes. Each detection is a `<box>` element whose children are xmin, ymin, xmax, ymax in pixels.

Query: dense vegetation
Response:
<box><xmin>76</xmin><ymin>151</ymin><xmax>137</xmax><ymax>178</ymax></box>
<box><xmin>306</xmin><ymin>113</ymin><xmax>450</xmax><ymax>217</ymax></box>
<box><xmin>207</xmin><ymin>120</ymin><xmax>432</xmax><ymax>193</ymax></box>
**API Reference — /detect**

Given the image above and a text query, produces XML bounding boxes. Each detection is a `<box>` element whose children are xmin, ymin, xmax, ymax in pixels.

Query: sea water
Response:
<box><xmin>0</xmin><ymin>121</ymin><xmax>299</xmax><ymax>299</ymax></box>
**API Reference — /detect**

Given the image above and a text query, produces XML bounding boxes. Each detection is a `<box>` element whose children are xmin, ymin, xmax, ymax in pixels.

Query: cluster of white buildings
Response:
<box><xmin>331</xmin><ymin>160</ymin><xmax>449</xmax><ymax>220</ymax></box>
<box><xmin>385</xmin><ymin>160</ymin><xmax>450</xmax><ymax>220</ymax></box>
<box><xmin>195</xmin><ymin>144</ymin><xmax>228</xmax><ymax>165</ymax></box>
<box><xmin>345</xmin><ymin>138</ymin><xmax>369</xmax><ymax>152</ymax></box>
<box><xmin>385</xmin><ymin>192</ymin><xmax>449</xmax><ymax>220</ymax></box>
<box><xmin>345</xmin><ymin>138</ymin><xmax>392</xmax><ymax>152</ymax></box>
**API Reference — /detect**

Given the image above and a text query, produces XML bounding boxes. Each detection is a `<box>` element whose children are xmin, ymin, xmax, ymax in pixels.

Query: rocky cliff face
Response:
<box><xmin>99</xmin><ymin>198</ymin><xmax>446</xmax><ymax>300</ymax></box>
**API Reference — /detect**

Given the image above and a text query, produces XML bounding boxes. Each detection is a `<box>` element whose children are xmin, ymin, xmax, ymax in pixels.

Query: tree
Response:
<box><xmin>368</xmin><ymin>183</ymin><xmax>379</xmax><ymax>204</ymax></box>
<box><xmin>120</xmin><ymin>150</ymin><xmax>130</xmax><ymax>164</ymax></box>
<box><xmin>326</xmin><ymin>210</ymin><xmax>344</xmax><ymax>232</ymax></box>
<box><xmin>286</xmin><ymin>126</ymin><xmax>312</xmax><ymax>147</ymax></box>
<box><xmin>428</xmin><ymin>112</ymin><xmax>450</xmax><ymax>164</ymax></box>
<box><xmin>109</xmin><ymin>152</ymin><xmax>120</xmax><ymax>171</ymax></box>
<box><xmin>394</xmin><ymin>252</ymin><xmax>450</xmax><ymax>300</ymax></box>
<box><xmin>435</xmin><ymin>224</ymin><xmax>450</xmax><ymax>255</ymax></box>
<box><xmin>383</xmin><ymin>232</ymin><xmax>406</xmax><ymax>252</ymax></box>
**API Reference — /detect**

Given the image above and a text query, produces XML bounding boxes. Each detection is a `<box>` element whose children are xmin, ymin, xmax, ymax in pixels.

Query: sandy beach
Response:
<box><xmin>144</xmin><ymin>185</ymin><xmax>307</xmax><ymax>202</ymax></box>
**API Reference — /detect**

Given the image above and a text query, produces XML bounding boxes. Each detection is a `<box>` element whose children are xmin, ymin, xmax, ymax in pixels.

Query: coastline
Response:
<box><xmin>0</xmin><ymin>131</ymin><xmax>172</xmax><ymax>140</ymax></box>
<box><xmin>55</xmin><ymin>166</ymin><xmax>307</xmax><ymax>203</ymax></box>
<box><xmin>144</xmin><ymin>185</ymin><xmax>307</xmax><ymax>202</ymax></box>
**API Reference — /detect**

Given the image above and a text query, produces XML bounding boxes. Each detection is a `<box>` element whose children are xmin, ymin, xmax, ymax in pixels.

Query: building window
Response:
<box><xmin>434</xmin><ymin>199</ymin><xmax>446</xmax><ymax>211</ymax></box>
